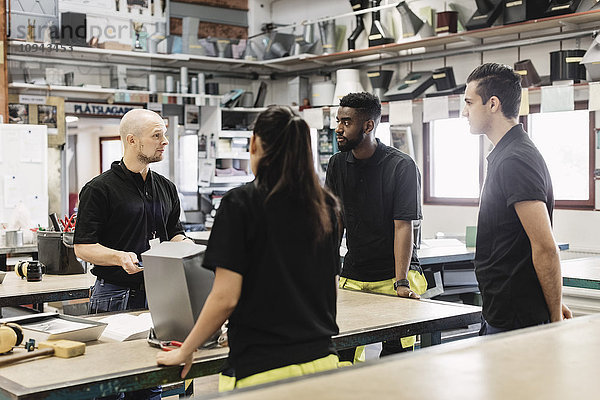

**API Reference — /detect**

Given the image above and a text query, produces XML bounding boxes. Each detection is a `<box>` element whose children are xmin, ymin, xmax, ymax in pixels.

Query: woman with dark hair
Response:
<box><xmin>157</xmin><ymin>105</ymin><xmax>342</xmax><ymax>391</ymax></box>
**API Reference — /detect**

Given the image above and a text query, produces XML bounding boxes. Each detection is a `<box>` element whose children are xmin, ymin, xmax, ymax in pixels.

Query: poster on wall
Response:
<box><xmin>390</xmin><ymin>126</ymin><xmax>415</xmax><ymax>159</ymax></box>
<box><xmin>184</xmin><ymin>105</ymin><xmax>200</xmax><ymax>129</ymax></box>
<box><xmin>8</xmin><ymin>104</ymin><xmax>29</xmax><ymax>124</ymax></box>
<box><xmin>9</xmin><ymin>94</ymin><xmax>65</xmax><ymax>147</ymax></box>
<box><xmin>37</xmin><ymin>105</ymin><xmax>58</xmax><ymax>134</ymax></box>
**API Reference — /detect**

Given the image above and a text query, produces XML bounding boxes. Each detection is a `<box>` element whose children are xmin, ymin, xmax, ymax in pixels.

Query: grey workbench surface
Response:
<box><xmin>0</xmin><ymin>289</ymin><xmax>480</xmax><ymax>400</ymax></box>
<box><xmin>203</xmin><ymin>314</ymin><xmax>599</xmax><ymax>400</ymax></box>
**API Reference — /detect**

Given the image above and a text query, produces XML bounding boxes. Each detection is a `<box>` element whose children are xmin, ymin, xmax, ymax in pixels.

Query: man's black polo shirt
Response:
<box><xmin>74</xmin><ymin>160</ymin><xmax>184</xmax><ymax>287</ymax></box>
<box><xmin>326</xmin><ymin>139</ymin><xmax>422</xmax><ymax>282</ymax></box>
<box><xmin>475</xmin><ymin>124</ymin><xmax>553</xmax><ymax>329</ymax></box>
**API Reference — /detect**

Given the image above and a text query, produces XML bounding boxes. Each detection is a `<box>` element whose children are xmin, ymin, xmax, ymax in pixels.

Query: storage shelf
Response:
<box><xmin>212</xmin><ymin>175</ymin><xmax>254</xmax><ymax>184</ymax></box>
<box><xmin>216</xmin><ymin>152</ymin><xmax>250</xmax><ymax>159</ymax></box>
<box><xmin>303</xmin><ymin>9</ymin><xmax>600</xmax><ymax>66</ymax></box>
<box><xmin>219</xmin><ymin>130</ymin><xmax>253</xmax><ymax>138</ymax></box>
<box><xmin>8</xmin><ymin>9</ymin><xmax>600</xmax><ymax>74</ymax></box>
<box><xmin>159</xmin><ymin>92</ymin><xmax>222</xmax><ymax>99</ymax></box>
<box><xmin>221</xmin><ymin>107</ymin><xmax>267</xmax><ymax>112</ymax></box>
<box><xmin>7</xmin><ymin>40</ymin><xmax>269</xmax><ymax>73</ymax></box>
<box><xmin>57</xmin><ymin>6</ymin><xmax>166</xmax><ymax>25</ymax></box>
<box><xmin>9</xmin><ymin>82</ymin><xmax>151</xmax><ymax>95</ymax></box>
<box><xmin>187</xmin><ymin>53</ymin><xmax>263</xmax><ymax>67</ymax></box>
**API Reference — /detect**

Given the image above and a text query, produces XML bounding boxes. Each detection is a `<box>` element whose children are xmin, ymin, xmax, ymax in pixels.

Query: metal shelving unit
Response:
<box><xmin>7</xmin><ymin>8</ymin><xmax>600</xmax><ymax>77</ymax></box>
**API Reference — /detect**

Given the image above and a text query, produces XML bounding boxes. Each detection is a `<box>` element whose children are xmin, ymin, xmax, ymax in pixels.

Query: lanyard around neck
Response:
<box><xmin>120</xmin><ymin>160</ymin><xmax>159</xmax><ymax>240</ymax></box>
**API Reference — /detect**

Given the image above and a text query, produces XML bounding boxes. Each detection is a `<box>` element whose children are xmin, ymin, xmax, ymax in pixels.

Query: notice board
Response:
<box><xmin>0</xmin><ymin>124</ymin><xmax>49</xmax><ymax>228</ymax></box>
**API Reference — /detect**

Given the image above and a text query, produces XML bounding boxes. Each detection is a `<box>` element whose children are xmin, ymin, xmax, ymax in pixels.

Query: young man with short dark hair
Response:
<box><xmin>326</xmin><ymin>92</ymin><xmax>425</xmax><ymax>357</ymax></box>
<box><xmin>463</xmin><ymin>63</ymin><xmax>572</xmax><ymax>335</ymax></box>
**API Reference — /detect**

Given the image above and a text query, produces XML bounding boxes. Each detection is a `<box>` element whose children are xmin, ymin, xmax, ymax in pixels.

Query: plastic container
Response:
<box><xmin>550</xmin><ymin>49</ymin><xmax>586</xmax><ymax>83</ymax></box>
<box><xmin>5</xmin><ymin>230</ymin><xmax>23</xmax><ymax>247</ymax></box>
<box><xmin>432</xmin><ymin>67</ymin><xmax>457</xmax><ymax>91</ymax></box>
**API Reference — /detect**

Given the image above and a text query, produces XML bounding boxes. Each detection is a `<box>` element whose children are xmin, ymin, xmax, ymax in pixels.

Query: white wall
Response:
<box><xmin>248</xmin><ymin>0</ymin><xmax>274</xmax><ymax>36</ymax></box>
<box><xmin>71</xmin><ymin>118</ymin><xmax>121</xmax><ymax>193</ymax></box>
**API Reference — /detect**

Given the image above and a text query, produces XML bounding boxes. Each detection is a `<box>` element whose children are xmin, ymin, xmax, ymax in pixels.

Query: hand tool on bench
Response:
<box><xmin>0</xmin><ymin>340</ymin><xmax>85</xmax><ymax>367</ymax></box>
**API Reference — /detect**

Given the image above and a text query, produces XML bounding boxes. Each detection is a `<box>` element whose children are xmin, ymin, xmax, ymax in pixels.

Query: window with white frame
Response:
<box><xmin>424</xmin><ymin>110</ymin><xmax>594</xmax><ymax>209</ymax></box>
<box><xmin>426</xmin><ymin>117</ymin><xmax>482</xmax><ymax>202</ymax></box>
<box><xmin>528</xmin><ymin>110</ymin><xmax>592</xmax><ymax>206</ymax></box>
<box><xmin>100</xmin><ymin>137</ymin><xmax>122</xmax><ymax>173</ymax></box>
<box><xmin>178</xmin><ymin>133</ymin><xmax>199</xmax><ymax>193</ymax></box>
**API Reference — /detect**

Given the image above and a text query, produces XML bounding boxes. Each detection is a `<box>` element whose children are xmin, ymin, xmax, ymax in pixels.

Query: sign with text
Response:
<box><xmin>65</xmin><ymin>102</ymin><xmax>143</xmax><ymax>117</ymax></box>
<box><xmin>19</xmin><ymin>95</ymin><xmax>47</xmax><ymax>104</ymax></box>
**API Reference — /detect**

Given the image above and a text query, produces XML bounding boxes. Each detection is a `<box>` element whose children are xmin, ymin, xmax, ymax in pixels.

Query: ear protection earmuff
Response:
<box><xmin>15</xmin><ymin>260</ymin><xmax>28</xmax><ymax>279</ymax></box>
<box><xmin>15</xmin><ymin>260</ymin><xmax>45</xmax><ymax>281</ymax></box>
<box><xmin>0</xmin><ymin>323</ymin><xmax>24</xmax><ymax>354</ymax></box>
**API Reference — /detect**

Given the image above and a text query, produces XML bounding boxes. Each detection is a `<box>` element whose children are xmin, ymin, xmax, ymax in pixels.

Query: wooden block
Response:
<box><xmin>39</xmin><ymin>340</ymin><xmax>85</xmax><ymax>358</ymax></box>
<box><xmin>98</xmin><ymin>41</ymin><xmax>133</xmax><ymax>51</ymax></box>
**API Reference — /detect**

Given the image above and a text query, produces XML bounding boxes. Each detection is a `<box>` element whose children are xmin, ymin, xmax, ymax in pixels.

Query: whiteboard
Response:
<box><xmin>0</xmin><ymin>124</ymin><xmax>49</xmax><ymax>228</ymax></box>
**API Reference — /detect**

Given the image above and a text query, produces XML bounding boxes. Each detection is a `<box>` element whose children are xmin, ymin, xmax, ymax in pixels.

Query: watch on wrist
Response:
<box><xmin>394</xmin><ymin>279</ymin><xmax>410</xmax><ymax>290</ymax></box>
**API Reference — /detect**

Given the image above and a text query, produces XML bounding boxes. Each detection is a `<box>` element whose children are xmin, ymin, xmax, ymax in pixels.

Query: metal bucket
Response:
<box><xmin>5</xmin><ymin>230</ymin><xmax>23</xmax><ymax>247</ymax></box>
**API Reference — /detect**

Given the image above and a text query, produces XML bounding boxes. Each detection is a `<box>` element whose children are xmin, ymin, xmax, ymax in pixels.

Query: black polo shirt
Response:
<box><xmin>202</xmin><ymin>182</ymin><xmax>340</xmax><ymax>380</ymax></box>
<box><xmin>475</xmin><ymin>124</ymin><xmax>553</xmax><ymax>329</ymax></box>
<box><xmin>325</xmin><ymin>139</ymin><xmax>422</xmax><ymax>282</ymax></box>
<box><xmin>74</xmin><ymin>160</ymin><xmax>184</xmax><ymax>287</ymax></box>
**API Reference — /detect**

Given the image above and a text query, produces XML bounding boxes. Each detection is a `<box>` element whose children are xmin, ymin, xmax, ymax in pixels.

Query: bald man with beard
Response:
<box><xmin>74</xmin><ymin>109</ymin><xmax>191</xmax><ymax>399</ymax></box>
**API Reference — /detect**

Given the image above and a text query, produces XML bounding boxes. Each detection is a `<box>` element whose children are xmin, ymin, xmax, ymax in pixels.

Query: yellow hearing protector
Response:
<box><xmin>0</xmin><ymin>323</ymin><xmax>24</xmax><ymax>354</ymax></box>
<box><xmin>15</xmin><ymin>260</ymin><xmax>28</xmax><ymax>279</ymax></box>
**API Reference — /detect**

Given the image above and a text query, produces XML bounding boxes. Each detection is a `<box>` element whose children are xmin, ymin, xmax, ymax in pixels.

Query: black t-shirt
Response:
<box><xmin>74</xmin><ymin>160</ymin><xmax>184</xmax><ymax>287</ymax></box>
<box><xmin>202</xmin><ymin>182</ymin><xmax>340</xmax><ymax>380</ymax></box>
<box><xmin>475</xmin><ymin>124</ymin><xmax>553</xmax><ymax>329</ymax></box>
<box><xmin>325</xmin><ymin>139</ymin><xmax>422</xmax><ymax>281</ymax></box>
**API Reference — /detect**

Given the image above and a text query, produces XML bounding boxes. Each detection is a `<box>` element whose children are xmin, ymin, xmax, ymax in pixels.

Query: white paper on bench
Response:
<box><xmin>99</xmin><ymin>312</ymin><xmax>154</xmax><ymax>342</ymax></box>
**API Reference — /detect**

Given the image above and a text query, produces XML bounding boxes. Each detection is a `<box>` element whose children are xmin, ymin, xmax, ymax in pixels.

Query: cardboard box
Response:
<box><xmin>98</xmin><ymin>41</ymin><xmax>132</xmax><ymax>51</ymax></box>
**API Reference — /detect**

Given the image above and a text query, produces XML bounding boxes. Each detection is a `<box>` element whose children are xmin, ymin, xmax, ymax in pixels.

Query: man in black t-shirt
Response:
<box><xmin>463</xmin><ymin>63</ymin><xmax>572</xmax><ymax>335</ymax></box>
<box><xmin>74</xmin><ymin>109</ymin><xmax>191</xmax><ymax>399</ymax></box>
<box><xmin>325</xmin><ymin>92</ymin><xmax>425</xmax><ymax>358</ymax></box>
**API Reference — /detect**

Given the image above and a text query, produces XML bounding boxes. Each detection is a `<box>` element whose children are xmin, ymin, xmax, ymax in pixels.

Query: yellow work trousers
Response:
<box><xmin>339</xmin><ymin>269</ymin><xmax>428</xmax><ymax>362</ymax></box>
<box><xmin>218</xmin><ymin>354</ymin><xmax>340</xmax><ymax>392</ymax></box>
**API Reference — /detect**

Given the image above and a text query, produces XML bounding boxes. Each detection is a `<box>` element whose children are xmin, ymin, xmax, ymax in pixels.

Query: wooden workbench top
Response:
<box><xmin>335</xmin><ymin>289</ymin><xmax>479</xmax><ymax>336</ymax></box>
<box><xmin>0</xmin><ymin>272</ymin><xmax>95</xmax><ymax>297</ymax></box>
<box><xmin>0</xmin><ymin>271</ymin><xmax>96</xmax><ymax>308</ymax></box>
<box><xmin>0</xmin><ymin>290</ymin><xmax>480</xmax><ymax>399</ymax></box>
<box><xmin>207</xmin><ymin>315</ymin><xmax>600</xmax><ymax>400</ymax></box>
<box><xmin>562</xmin><ymin>257</ymin><xmax>600</xmax><ymax>283</ymax></box>
<box><xmin>0</xmin><ymin>245</ymin><xmax>38</xmax><ymax>255</ymax></box>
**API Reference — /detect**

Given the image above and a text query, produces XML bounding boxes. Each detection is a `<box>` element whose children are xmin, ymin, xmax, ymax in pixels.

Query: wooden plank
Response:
<box><xmin>199</xmin><ymin>314</ymin><xmax>600</xmax><ymax>400</ymax></box>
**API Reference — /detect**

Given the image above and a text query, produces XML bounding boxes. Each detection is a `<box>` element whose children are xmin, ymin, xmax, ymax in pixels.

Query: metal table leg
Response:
<box><xmin>421</xmin><ymin>331</ymin><xmax>442</xmax><ymax>347</ymax></box>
